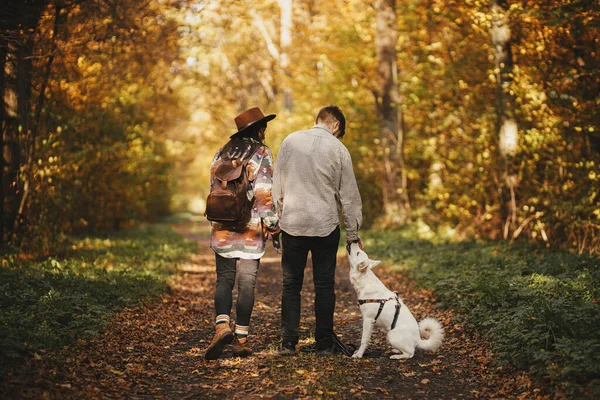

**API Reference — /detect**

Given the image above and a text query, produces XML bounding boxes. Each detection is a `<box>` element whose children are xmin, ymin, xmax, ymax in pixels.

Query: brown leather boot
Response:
<box><xmin>232</xmin><ymin>336</ymin><xmax>252</xmax><ymax>357</ymax></box>
<box><xmin>205</xmin><ymin>323</ymin><xmax>234</xmax><ymax>360</ymax></box>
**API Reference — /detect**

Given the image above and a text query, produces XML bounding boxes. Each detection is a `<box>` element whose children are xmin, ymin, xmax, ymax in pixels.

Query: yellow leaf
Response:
<box><xmin>109</xmin><ymin>368</ymin><xmax>125</xmax><ymax>376</ymax></box>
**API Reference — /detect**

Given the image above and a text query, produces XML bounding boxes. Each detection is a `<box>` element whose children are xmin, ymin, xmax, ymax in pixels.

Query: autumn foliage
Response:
<box><xmin>1</xmin><ymin>0</ymin><xmax>598</xmax><ymax>255</ymax></box>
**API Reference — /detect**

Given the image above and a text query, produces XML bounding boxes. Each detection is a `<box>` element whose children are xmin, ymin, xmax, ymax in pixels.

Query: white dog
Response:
<box><xmin>347</xmin><ymin>243</ymin><xmax>444</xmax><ymax>360</ymax></box>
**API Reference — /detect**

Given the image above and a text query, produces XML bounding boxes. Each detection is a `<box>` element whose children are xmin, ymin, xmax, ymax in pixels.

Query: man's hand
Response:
<box><xmin>271</xmin><ymin>231</ymin><xmax>282</xmax><ymax>252</ymax></box>
<box><xmin>347</xmin><ymin>237</ymin><xmax>364</xmax><ymax>250</ymax></box>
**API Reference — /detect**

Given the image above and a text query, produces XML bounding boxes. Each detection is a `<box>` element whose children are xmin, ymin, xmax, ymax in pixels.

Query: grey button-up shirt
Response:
<box><xmin>272</xmin><ymin>124</ymin><xmax>362</xmax><ymax>241</ymax></box>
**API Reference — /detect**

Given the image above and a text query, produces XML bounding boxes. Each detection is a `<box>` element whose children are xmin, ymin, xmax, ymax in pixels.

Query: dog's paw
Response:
<box><xmin>352</xmin><ymin>351</ymin><xmax>363</xmax><ymax>359</ymax></box>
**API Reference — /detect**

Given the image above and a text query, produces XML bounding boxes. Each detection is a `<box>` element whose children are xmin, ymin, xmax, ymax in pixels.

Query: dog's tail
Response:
<box><xmin>416</xmin><ymin>317</ymin><xmax>444</xmax><ymax>352</ymax></box>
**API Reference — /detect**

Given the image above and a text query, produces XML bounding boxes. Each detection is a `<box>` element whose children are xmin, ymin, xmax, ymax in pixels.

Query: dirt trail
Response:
<box><xmin>2</xmin><ymin>221</ymin><xmax>537</xmax><ymax>399</ymax></box>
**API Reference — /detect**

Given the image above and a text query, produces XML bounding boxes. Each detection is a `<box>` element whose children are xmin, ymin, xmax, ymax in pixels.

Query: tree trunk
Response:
<box><xmin>279</xmin><ymin>0</ymin><xmax>293</xmax><ymax>112</ymax></box>
<box><xmin>1</xmin><ymin>0</ymin><xmax>46</xmax><ymax>244</ymax></box>
<box><xmin>0</xmin><ymin>40</ymin><xmax>5</xmax><ymax>245</ymax></box>
<box><xmin>491</xmin><ymin>0</ymin><xmax>518</xmax><ymax>239</ymax></box>
<box><xmin>2</xmin><ymin>39</ymin><xmax>20</xmax><ymax>243</ymax></box>
<box><xmin>16</xmin><ymin>3</ymin><xmax>64</xmax><ymax>235</ymax></box>
<box><xmin>375</xmin><ymin>0</ymin><xmax>409</xmax><ymax>223</ymax></box>
<box><xmin>12</xmin><ymin>35</ymin><xmax>36</xmax><ymax>236</ymax></box>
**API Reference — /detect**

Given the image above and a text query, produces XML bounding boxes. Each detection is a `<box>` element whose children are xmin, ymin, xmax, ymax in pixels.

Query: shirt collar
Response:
<box><xmin>312</xmin><ymin>124</ymin><xmax>333</xmax><ymax>135</ymax></box>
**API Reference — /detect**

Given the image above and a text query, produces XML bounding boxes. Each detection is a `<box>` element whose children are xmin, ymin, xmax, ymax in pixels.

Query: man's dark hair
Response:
<box><xmin>316</xmin><ymin>105</ymin><xmax>346</xmax><ymax>138</ymax></box>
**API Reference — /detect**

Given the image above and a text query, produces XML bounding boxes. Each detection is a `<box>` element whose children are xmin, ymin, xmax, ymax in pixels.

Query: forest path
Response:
<box><xmin>4</xmin><ymin>220</ymin><xmax>532</xmax><ymax>399</ymax></box>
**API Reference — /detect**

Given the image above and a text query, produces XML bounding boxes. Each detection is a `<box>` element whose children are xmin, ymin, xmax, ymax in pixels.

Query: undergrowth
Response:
<box><xmin>364</xmin><ymin>227</ymin><xmax>600</xmax><ymax>398</ymax></box>
<box><xmin>0</xmin><ymin>223</ymin><xmax>196</xmax><ymax>375</ymax></box>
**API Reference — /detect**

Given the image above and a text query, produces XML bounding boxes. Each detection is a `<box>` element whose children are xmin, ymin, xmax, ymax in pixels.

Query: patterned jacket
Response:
<box><xmin>209</xmin><ymin>138</ymin><xmax>279</xmax><ymax>259</ymax></box>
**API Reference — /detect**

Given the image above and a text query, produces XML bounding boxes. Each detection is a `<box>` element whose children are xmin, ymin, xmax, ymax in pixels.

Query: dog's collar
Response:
<box><xmin>358</xmin><ymin>293</ymin><xmax>402</xmax><ymax>330</ymax></box>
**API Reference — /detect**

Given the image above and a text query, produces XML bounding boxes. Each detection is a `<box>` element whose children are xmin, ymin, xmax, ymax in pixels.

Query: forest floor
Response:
<box><xmin>2</xmin><ymin>220</ymin><xmax>546</xmax><ymax>399</ymax></box>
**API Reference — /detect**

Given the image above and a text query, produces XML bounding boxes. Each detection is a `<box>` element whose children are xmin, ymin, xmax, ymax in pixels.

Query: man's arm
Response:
<box><xmin>339</xmin><ymin>149</ymin><xmax>363</xmax><ymax>243</ymax></box>
<box><xmin>271</xmin><ymin>141</ymin><xmax>286</xmax><ymax>219</ymax></box>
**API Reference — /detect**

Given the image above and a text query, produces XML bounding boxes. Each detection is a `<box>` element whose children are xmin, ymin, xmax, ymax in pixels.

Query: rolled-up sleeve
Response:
<box><xmin>254</xmin><ymin>147</ymin><xmax>279</xmax><ymax>232</ymax></box>
<box><xmin>339</xmin><ymin>149</ymin><xmax>362</xmax><ymax>242</ymax></box>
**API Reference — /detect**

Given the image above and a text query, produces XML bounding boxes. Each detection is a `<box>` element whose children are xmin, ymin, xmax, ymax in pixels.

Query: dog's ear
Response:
<box><xmin>369</xmin><ymin>260</ymin><xmax>381</xmax><ymax>269</ymax></box>
<box><xmin>357</xmin><ymin>262</ymin><xmax>369</xmax><ymax>272</ymax></box>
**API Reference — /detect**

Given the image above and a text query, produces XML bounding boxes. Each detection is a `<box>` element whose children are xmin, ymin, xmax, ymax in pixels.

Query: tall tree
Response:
<box><xmin>491</xmin><ymin>0</ymin><xmax>518</xmax><ymax>239</ymax></box>
<box><xmin>279</xmin><ymin>0</ymin><xmax>293</xmax><ymax>112</ymax></box>
<box><xmin>0</xmin><ymin>0</ymin><xmax>47</xmax><ymax>245</ymax></box>
<box><xmin>14</xmin><ymin>1</ymin><xmax>64</xmax><ymax>236</ymax></box>
<box><xmin>375</xmin><ymin>0</ymin><xmax>409</xmax><ymax>222</ymax></box>
<box><xmin>0</xmin><ymin>36</ymin><xmax>6</xmax><ymax>244</ymax></box>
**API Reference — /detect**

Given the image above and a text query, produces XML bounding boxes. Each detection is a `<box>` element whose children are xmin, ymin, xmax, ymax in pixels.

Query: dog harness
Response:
<box><xmin>357</xmin><ymin>292</ymin><xmax>402</xmax><ymax>330</ymax></box>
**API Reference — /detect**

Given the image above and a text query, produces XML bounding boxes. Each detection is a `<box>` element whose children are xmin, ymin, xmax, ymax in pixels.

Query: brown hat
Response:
<box><xmin>231</xmin><ymin>107</ymin><xmax>276</xmax><ymax>138</ymax></box>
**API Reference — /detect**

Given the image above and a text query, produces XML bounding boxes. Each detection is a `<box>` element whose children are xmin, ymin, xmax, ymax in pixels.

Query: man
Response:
<box><xmin>272</xmin><ymin>105</ymin><xmax>363</xmax><ymax>355</ymax></box>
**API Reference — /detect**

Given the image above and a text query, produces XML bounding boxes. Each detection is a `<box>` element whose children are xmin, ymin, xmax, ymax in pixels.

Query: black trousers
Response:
<box><xmin>214</xmin><ymin>254</ymin><xmax>260</xmax><ymax>327</ymax></box>
<box><xmin>281</xmin><ymin>226</ymin><xmax>340</xmax><ymax>349</ymax></box>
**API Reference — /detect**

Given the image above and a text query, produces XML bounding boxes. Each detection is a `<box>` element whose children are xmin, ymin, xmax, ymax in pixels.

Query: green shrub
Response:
<box><xmin>0</xmin><ymin>224</ymin><xmax>196</xmax><ymax>374</ymax></box>
<box><xmin>365</xmin><ymin>227</ymin><xmax>600</xmax><ymax>398</ymax></box>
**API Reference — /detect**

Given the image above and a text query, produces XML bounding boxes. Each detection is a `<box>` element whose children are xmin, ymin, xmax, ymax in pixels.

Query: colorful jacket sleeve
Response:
<box><xmin>209</xmin><ymin>150</ymin><xmax>221</xmax><ymax>187</ymax></box>
<box><xmin>250</xmin><ymin>146</ymin><xmax>279</xmax><ymax>232</ymax></box>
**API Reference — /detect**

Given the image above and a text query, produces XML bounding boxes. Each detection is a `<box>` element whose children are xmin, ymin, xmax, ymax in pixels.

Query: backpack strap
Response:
<box><xmin>214</xmin><ymin>140</ymin><xmax>261</xmax><ymax>182</ymax></box>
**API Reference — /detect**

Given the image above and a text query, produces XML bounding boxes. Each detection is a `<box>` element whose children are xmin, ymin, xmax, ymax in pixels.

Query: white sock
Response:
<box><xmin>235</xmin><ymin>325</ymin><xmax>249</xmax><ymax>342</ymax></box>
<box><xmin>216</xmin><ymin>314</ymin><xmax>230</xmax><ymax>326</ymax></box>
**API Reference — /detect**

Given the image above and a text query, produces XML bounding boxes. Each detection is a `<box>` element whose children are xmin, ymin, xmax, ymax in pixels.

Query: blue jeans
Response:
<box><xmin>214</xmin><ymin>254</ymin><xmax>260</xmax><ymax>326</ymax></box>
<box><xmin>281</xmin><ymin>226</ymin><xmax>340</xmax><ymax>349</ymax></box>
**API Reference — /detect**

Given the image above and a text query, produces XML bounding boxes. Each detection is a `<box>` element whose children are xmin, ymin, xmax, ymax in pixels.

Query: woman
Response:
<box><xmin>205</xmin><ymin>107</ymin><xmax>280</xmax><ymax>360</ymax></box>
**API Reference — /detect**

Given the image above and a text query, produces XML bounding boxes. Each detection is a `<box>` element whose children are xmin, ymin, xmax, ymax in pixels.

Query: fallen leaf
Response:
<box><xmin>109</xmin><ymin>368</ymin><xmax>125</xmax><ymax>376</ymax></box>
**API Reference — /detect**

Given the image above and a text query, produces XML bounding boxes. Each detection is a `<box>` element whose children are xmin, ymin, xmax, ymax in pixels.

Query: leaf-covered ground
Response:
<box><xmin>1</xmin><ymin>221</ymin><xmax>548</xmax><ymax>399</ymax></box>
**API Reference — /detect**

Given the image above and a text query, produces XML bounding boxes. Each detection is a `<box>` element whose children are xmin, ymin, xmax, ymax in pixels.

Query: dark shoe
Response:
<box><xmin>316</xmin><ymin>345</ymin><xmax>335</xmax><ymax>356</ymax></box>
<box><xmin>205</xmin><ymin>323</ymin><xmax>234</xmax><ymax>360</ymax></box>
<box><xmin>300</xmin><ymin>342</ymin><xmax>333</xmax><ymax>354</ymax></box>
<box><xmin>232</xmin><ymin>337</ymin><xmax>252</xmax><ymax>357</ymax></box>
<box><xmin>278</xmin><ymin>343</ymin><xmax>296</xmax><ymax>356</ymax></box>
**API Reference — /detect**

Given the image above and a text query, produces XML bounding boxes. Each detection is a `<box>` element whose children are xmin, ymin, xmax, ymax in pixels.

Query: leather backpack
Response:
<box><xmin>205</xmin><ymin>139</ymin><xmax>261</xmax><ymax>226</ymax></box>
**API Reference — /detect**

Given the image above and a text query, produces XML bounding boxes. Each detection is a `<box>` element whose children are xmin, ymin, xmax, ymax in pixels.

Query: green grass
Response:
<box><xmin>364</xmin><ymin>226</ymin><xmax>600</xmax><ymax>398</ymax></box>
<box><xmin>0</xmin><ymin>223</ymin><xmax>196</xmax><ymax>374</ymax></box>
